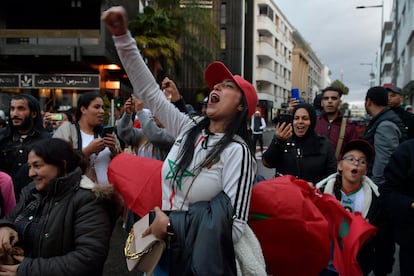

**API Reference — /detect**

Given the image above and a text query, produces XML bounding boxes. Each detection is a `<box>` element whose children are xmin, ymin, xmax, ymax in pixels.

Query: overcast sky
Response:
<box><xmin>276</xmin><ymin>0</ymin><xmax>393</xmax><ymax>107</ymax></box>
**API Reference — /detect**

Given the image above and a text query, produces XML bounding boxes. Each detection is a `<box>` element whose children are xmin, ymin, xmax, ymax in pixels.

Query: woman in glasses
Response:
<box><xmin>316</xmin><ymin>139</ymin><xmax>385</xmax><ymax>276</ymax></box>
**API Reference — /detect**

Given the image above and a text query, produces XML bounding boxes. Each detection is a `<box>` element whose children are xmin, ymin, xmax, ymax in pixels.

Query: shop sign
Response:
<box><xmin>0</xmin><ymin>73</ymin><xmax>100</xmax><ymax>89</ymax></box>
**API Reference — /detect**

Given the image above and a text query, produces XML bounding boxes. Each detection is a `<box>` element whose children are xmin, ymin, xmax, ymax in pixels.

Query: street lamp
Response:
<box><xmin>356</xmin><ymin>1</ymin><xmax>384</xmax><ymax>85</ymax></box>
<box><xmin>360</xmin><ymin>63</ymin><xmax>375</xmax><ymax>87</ymax></box>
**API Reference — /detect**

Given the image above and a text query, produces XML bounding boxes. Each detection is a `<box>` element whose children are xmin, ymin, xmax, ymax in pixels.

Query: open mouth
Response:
<box><xmin>351</xmin><ymin>168</ymin><xmax>358</xmax><ymax>174</ymax></box>
<box><xmin>210</xmin><ymin>93</ymin><xmax>220</xmax><ymax>103</ymax></box>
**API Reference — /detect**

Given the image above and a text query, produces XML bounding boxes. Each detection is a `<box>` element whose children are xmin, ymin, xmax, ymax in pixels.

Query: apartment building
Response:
<box><xmin>393</xmin><ymin>0</ymin><xmax>414</xmax><ymax>104</ymax></box>
<box><xmin>380</xmin><ymin>0</ymin><xmax>414</xmax><ymax>105</ymax></box>
<box><xmin>253</xmin><ymin>0</ymin><xmax>293</xmax><ymax>119</ymax></box>
<box><xmin>381</xmin><ymin>21</ymin><xmax>393</xmax><ymax>85</ymax></box>
<box><xmin>291</xmin><ymin>30</ymin><xmax>324</xmax><ymax>104</ymax></box>
<box><xmin>307</xmin><ymin>47</ymin><xmax>323</xmax><ymax>102</ymax></box>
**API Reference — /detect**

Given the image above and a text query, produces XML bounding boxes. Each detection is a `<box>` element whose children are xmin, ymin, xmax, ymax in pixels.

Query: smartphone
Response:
<box><xmin>149</xmin><ymin>210</ymin><xmax>156</xmax><ymax>225</ymax></box>
<box><xmin>100</xmin><ymin>125</ymin><xmax>114</xmax><ymax>137</ymax></box>
<box><xmin>277</xmin><ymin>114</ymin><xmax>293</xmax><ymax>125</ymax></box>
<box><xmin>49</xmin><ymin>113</ymin><xmax>63</xmax><ymax>121</ymax></box>
<box><xmin>291</xmin><ymin>88</ymin><xmax>300</xmax><ymax>102</ymax></box>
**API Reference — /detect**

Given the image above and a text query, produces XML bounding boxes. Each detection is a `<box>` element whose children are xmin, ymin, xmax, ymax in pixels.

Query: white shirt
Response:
<box><xmin>81</xmin><ymin>130</ymin><xmax>111</xmax><ymax>184</ymax></box>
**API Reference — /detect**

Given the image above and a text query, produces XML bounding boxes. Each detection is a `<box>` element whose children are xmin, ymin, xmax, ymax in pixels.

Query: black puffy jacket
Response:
<box><xmin>263</xmin><ymin>133</ymin><xmax>337</xmax><ymax>184</ymax></box>
<box><xmin>0</xmin><ymin>168</ymin><xmax>114</xmax><ymax>276</ymax></box>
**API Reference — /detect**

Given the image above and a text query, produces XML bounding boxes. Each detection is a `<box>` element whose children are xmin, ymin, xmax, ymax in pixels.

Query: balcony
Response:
<box><xmin>257</xmin><ymin>15</ymin><xmax>275</xmax><ymax>37</ymax></box>
<box><xmin>381</xmin><ymin>34</ymin><xmax>392</xmax><ymax>52</ymax></box>
<box><xmin>256</xmin><ymin>66</ymin><xmax>276</xmax><ymax>84</ymax></box>
<box><xmin>257</xmin><ymin>40</ymin><xmax>276</xmax><ymax>60</ymax></box>
<box><xmin>381</xmin><ymin>54</ymin><xmax>393</xmax><ymax>72</ymax></box>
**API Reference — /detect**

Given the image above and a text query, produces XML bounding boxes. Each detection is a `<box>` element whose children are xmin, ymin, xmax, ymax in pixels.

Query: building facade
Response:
<box><xmin>380</xmin><ymin>0</ymin><xmax>414</xmax><ymax>106</ymax></box>
<box><xmin>0</xmin><ymin>0</ymin><xmax>144</xmax><ymax>116</ymax></box>
<box><xmin>252</xmin><ymin>0</ymin><xmax>293</xmax><ymax>120</ymax></box>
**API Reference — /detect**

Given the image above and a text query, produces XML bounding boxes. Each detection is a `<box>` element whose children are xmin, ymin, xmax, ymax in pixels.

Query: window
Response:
<box><xmin>220</xmin><ymin>3</ymin><xmax>226</xmax><ymax>25</ymax></box>
<box><xmin>258</xmin><ymin>4</ymin><xmax>273</xmax><ymax>20</ymax></box>
<box><xmin>220</xmin><ymin>28</ymin><xmax>226</xmax><ymax>49</ymax></box>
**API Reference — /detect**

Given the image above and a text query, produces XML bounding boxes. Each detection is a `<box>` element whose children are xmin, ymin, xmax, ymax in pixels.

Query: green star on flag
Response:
<box><xmin>165</xmin><ymin>159</ymin><xmax>195</xmax><ymax>190</ymax></box>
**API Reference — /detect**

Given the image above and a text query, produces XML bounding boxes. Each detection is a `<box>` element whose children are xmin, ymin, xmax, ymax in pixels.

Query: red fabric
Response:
<box><xmin>249</xmin><ymin>175</ymin><xmax>377</xmax><ymax>276</ymax></box>
<box><xmin>133</xmin><ymin>118</ymin><xmax>141</xmax><ymax>128</ymax></box>
<box><xmin>249</xmin><ymin>175</ymin><xmax>330</xmax><ymax>276</ymax></box>
<box><xmin>312</xmin><ymin>192</ymin><xmax>377</xmax><ymax>276</ymax></box>
<box><xmin>107</xmin><ymin>153</ymin><xmax>162</xmax><ymax>217</ymax></box>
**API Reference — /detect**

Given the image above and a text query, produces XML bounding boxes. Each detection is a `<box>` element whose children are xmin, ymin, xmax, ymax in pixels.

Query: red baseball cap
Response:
<box><xmin>204</xmin><ymin>61</ymin><xmax>258</xmax><ymax>118</ymax></box>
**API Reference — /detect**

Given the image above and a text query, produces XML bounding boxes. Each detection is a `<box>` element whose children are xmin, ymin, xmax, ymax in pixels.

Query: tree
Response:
<box><xmin>129</xmin><ymin>1</ymin><xmax>220</xmax><ymax>104</ymax></box>
<box><xmin>339</xmin><ymin>102</ymin><xmax>349</xmax><ymax>115</ymax></box>
<box><xmin>330</xmin><ymin>79</ymin><xmax>349</xmax><ymax>95</ymax></box>
<box><xmin>129</xmin><ymin>6</ymin><xmax>180</xmax><ymax>82</ymax></box>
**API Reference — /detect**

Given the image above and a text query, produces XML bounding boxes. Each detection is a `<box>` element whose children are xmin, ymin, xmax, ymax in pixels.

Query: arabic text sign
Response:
<box><xmin>0</xmin><ymin>73</ymin><xmax>100</xmax><ymax>89</ymax></box>
<box><xmin>0</xmin><ymin>74</ymin><xmax>19</xmax><ymax>87</ymax></box>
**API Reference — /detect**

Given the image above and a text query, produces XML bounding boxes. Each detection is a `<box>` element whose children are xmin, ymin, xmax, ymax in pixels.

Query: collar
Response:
<box><xmin>341</xmin><ymin>182</ymin><xmax>363</xmax><ymax>195</ymax></box>
<box><xmin>12</xmin><ymin>129</ymin><xmax>36</xmax><ymax>142</ymax></box>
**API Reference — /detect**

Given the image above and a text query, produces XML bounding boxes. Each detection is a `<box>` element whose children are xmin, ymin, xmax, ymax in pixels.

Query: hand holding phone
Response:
<box><xmin>49</xmin><ymin>113</ymin><xmax>63</xmax><ymax>121</ymax></box>
<box><xmin>277</xmin><ymin>114</ymin><xmax>293</xmax><ymax>125</ymax></box>
<box><xmin>291</xmin><ymin>88</ymin><xmax>300</xmax><ymax>102</ymax></box>
<box><xmin>275</xmin><ymin>115</ymin><xmax>293</xmax><ymax>141</ymax></box>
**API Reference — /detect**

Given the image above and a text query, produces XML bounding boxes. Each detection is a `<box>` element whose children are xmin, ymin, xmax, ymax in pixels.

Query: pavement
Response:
<box><xmin>103</xmin><ymin>217</ymin><xmax>143</xmax><ymax>276</ymax></box>
<box><xmin>255</xmin><ymin>127</ymin><xmax>276</xmax><ymax>180</ymax></box>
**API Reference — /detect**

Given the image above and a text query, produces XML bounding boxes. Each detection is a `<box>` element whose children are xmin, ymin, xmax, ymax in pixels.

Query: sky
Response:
<box><xmin>276</xmin><ymin>0</ymin><xmax>393</xmax><ymax>108</ymax></box>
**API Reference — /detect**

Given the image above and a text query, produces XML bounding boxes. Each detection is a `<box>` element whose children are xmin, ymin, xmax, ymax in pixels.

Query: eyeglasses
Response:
<box><xmin>342</xmin><ymin>155</ymin><xmax>367</xmax><ymax>166</ymax></box>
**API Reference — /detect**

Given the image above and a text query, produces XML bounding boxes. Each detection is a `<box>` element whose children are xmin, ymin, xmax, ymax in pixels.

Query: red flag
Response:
<box><xmin>249</xmin><ymin>175</ymin><xmax>330</xmax><ymax>276</ymax></box>
<box><xmin>311</xmin><ymin>191</ymin><xmax>377</xmax><ymax>276</ymax></box>
<box><xmin>107</xmin><ymin>153</ymin><xmax>162</xmax><ymax>217</ymax></box>
<box><xmin>249</xmin><ymin>175</ymin><xmax>377</xmax><ymax>276</ymax></box>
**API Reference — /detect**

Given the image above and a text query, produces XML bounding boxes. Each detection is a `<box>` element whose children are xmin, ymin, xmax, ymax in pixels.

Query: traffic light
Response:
<box><xmin>115</xmin><ymin>96</ymin><xmax>122</xmax><ymax>110</ymax></box>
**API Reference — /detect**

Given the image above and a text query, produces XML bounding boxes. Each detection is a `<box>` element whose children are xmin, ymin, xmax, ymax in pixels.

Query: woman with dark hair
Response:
<box><xmin>53</xmin><ymin>92</ymin><xmax>120</xmax><ymax>184</ymax></box>
<box><xmin>102</xmin><ymin>7</ymin><xmax>265</xmax><ymax>275</ymax></box>
<box><xmin>263</xmin><ymin>103</ymin><xmax>336</xmax><ymax>184</ymax></box>
<box><xmin>0</xmin><ymin>138</ymin><xmax>117</xmax><ymax>276</ymax></box>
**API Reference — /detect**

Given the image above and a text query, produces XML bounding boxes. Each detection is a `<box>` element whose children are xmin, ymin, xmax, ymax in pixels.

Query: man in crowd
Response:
<box><xmin>363</xmin><ymin>86</ymin><xmax>402</xmax><ymax>185</ymax></box>
<box><xmin>362</xmin><ymin>86</ymin><xmax>403</xmax><ymax>276</ymax></box>
<box><xmin>315</xmin><ymin>86</ymin><xmax>359</xmax><ymax>159</ymax></box>
<box><xmin>0</xmin><ymin>94</ymin><xmax>49</xmax><ymax>199</ymax></box>
<box><xmin>381</xmin><ymin>138</ymin><xmax>414</xmax><ymax>276</ymax></box>
<box><xmin>386</xmin><ymin>85</ymin><xmax>414</xmax><ymax>140</ymax></box>
<box><xmin>251</xmin><ymin>110</ymin><xmax>266</xmax><ymax>155</ymax></box>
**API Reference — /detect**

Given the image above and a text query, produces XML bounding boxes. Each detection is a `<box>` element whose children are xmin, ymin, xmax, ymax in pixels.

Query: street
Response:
<box><xmin>255</xmin><ymin>127</ymin><xmax>276</xmax><ymax>180</ymax></box>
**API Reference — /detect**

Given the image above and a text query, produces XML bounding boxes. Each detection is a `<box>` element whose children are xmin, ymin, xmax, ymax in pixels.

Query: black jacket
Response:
<box><xmin>0</xmin><ymin>168</ymin><xmax>114</xmax><ymax>276</ymax></box>
<box><xmin>169</xmin><ymin>192</ymin><xmax>236</xmax><ymax>276</ymax></box>
<box><xmin>263</xmin><ymin>134</ymin><xmax>336</xmax><ymax>184</ymax></box>
<box><xmin>0</xmin><ymin>127</ymin><xmax>49</xmax><ymax>200</ymax></box>
<box><xmin>381</xmin><ymin>139</ymin><xmax>414</xmax><ymax>247</ymax></box>
<box><xmin>391</xmin><ymin>106</ymin><xmax>414</xmax><ymax>140</ymax></box>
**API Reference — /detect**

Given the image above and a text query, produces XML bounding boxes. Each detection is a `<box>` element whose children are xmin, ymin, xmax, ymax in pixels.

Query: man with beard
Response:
<box><xmin>315</xmin><ymin>86</ymin><xmax>359</xmax><ymax>160</ymax></box>
<box><xmin>0</xmin><ymin>94</ymin><xmax>49</xmax><ymax>199</ymax></box>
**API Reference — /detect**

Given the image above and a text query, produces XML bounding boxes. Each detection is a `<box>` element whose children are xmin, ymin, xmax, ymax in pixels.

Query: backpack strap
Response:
<box><xmin>335</xmin><ymin>118</ymin><xmax>347</xmax><ymax>160</ymax></box>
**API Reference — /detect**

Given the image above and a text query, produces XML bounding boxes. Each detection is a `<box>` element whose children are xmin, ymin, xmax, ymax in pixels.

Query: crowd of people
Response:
<box><xmin>0</xmin><ymin>5</ymin><xmax>413</xmax><ymax>276</ymax></box>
